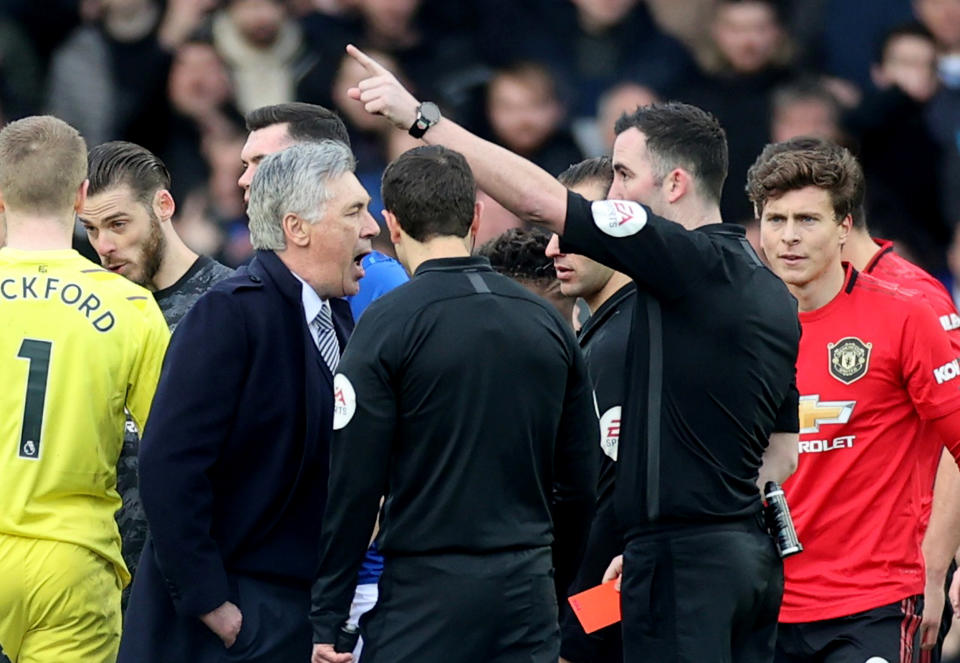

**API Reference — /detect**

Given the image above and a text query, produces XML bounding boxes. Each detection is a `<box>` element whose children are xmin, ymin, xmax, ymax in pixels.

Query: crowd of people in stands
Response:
<box><xmin>0</xmin><ymin>0</ymin><xmax>957</xmax><ymax>279</ymax></box>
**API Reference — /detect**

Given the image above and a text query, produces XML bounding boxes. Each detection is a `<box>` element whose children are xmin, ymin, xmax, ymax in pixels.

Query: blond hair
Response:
<box><xmin>0</xmin><ymin>116</ymin><xmax>87</xmax><ymax>215</ymax></box>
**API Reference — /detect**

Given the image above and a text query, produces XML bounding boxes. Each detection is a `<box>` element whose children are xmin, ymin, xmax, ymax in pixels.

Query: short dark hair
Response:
<box><xmin>381</xmin><ymin>146</ymin><xmax>477</xmax><ymax>242</ymax></box>
<box><xmin>614</xmin><ymin>101</ymin><xmax>728</xmax><ymax>204</ymax></box>
<box><xmin>745</xmin><ymin>136</ymin><xmax>865</xmax><ymax>225</ymax></box>
<box><xmin>245</xmin><ymin>102</ymin><xmax>350</xmax><ymax>147</ymax></box>
<box><xmin>477</xmin><ymin>228</ymin><xmax>555</xmax><ymax>284</ymax></box>
<box><xmin>558</xmin><ymin>156</ymin><xmax>613</xmax><ymax>192</ymax></box>
<box><xmin>489</xmin><ymin>60</ymin><xmax>562</xmax><ymax>103</ymax></box>
<box><xmin>771</xmin><ymin>77</ymin><xmax>841</xmax><ymax>118</ymax></box>
<box><xmin>875</xmin><ymin>21</ymin><xmax>935</xmax><ymax>65</ymax></box>
<box><xmin>716</xmin><ymin>0</ymin><xmax>785</xmax><ymax>23</ymax></box>
<box><xmin>88</xmin><ymin>141</ymin><xmax>171</xmax><ymax>205</ymax></box>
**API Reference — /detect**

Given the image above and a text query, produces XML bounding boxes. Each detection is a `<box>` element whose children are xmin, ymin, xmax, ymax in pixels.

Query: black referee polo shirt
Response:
<box><xmin>560</xmin><ymin>191</ymin><xmax>800</xmax><ymax>538</ymax></box>
<box><xmin>311</xmin><ymin>255</ymin><xmax>599</xmax><ymax>643</ymax></box>
<box><xmin>560</xmin><ymin>282</ymin><xmax>636</xmax><ymax>662</ymax></box>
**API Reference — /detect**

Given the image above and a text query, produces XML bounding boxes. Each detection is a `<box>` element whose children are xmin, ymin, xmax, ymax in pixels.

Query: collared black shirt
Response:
<box><xmin>560</xmin><ymin>282</ymin><xmax>636</xmax><ymax>663</ymax></box>
<box><xmin>311</xmin><ymin>255</ymin><xmax>599</xmax><ymax>642</ymax></box>
<box><xmin>579</xmin><ymin>282</ymin><xmax>637</xmax><ymax>510</ymax></box>
<box><xmin>560</xmin><ymin>192</ymin><xmax>800</xmax><ymax>538</ymax></box>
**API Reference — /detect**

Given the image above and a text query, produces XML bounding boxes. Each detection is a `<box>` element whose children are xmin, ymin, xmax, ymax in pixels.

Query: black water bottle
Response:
<box><xmin>764</xmin><ymin>481</ymin><xmax>803</xmax><ymax>558</ymax></box>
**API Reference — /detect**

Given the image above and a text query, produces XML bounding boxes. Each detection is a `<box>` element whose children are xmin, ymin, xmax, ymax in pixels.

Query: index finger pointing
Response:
<box><xmin>346</xmin><ymin>44</ymin><xmax>388</xmax><ymax>75</ymax></box>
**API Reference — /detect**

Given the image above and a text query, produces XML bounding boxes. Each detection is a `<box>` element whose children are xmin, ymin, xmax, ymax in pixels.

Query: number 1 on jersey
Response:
<box><xmin>17</xmin><ymin>339</ymin><xmax>52</xmax><ymax>460</ymax></box>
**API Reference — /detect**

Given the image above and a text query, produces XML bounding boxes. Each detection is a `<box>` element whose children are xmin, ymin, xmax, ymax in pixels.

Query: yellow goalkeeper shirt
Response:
<box><xmin>0</xmin><ymin>247</ymin><xmax>169</xmax><ymax>586</ymax></box>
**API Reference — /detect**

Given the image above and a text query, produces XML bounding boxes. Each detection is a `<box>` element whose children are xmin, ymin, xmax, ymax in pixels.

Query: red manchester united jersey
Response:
<box><xmin>780</xmin><ymin>265</ymin><xmax>960</xmax><ymax>623</ymax></box>
<box><xmin>866</xmin><ymin>239</ymin><xmax>960</xmax><ymax>529</ymax></box>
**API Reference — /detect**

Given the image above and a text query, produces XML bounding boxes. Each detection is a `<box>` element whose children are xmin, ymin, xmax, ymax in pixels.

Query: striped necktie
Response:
<box><xmin>312</xmin><ymin>302</ymin><xmax>339</xmax><ymax>374</ymax></box>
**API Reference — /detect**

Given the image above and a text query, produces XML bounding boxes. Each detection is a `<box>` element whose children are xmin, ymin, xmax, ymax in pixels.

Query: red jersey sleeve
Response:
<box><xmin>931</xmin><ymin>409</ymin><xmax>960</xmax><ymax>465</ymax></box>
<box><xmin>901</xmin><ymin>296</ymin><xmax>960</xmax><ymax>422</ymax></box>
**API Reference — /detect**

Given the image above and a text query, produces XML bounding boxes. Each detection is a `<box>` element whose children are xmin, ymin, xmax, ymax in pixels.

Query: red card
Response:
<box><xmin>567</xmin><ymin>579</ymin><xmax>622</xmax><ymax>633</ymax></box>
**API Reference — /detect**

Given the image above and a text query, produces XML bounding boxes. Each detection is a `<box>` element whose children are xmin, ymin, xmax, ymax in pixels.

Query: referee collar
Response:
<box><xmin>578</xmin><ymin>282</ymin><xmax>637</xmax><ymax>345</ymax></box>
<box><xmin>696</xmin><ymin>223</ymin><xmax>747</xmax><ymax>237</ymax></box>
<box><xmin>414</xmin><ymin>256</ymin><xmax>493</xmax><ymax>277</ymax></box>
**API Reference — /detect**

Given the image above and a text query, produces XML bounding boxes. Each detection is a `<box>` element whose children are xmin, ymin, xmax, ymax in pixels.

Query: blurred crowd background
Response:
<box><xmin>0</xmin><ymin>0</ymin><xmax>957</xmax><ymax>289</ymax></box>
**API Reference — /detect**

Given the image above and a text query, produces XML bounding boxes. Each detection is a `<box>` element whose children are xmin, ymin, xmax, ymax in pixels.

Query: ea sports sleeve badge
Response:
<box><xmin>332</xmin><ymin>373</ymin><xmax>357</xmax><ymax>430</ymax></box>
<box><xmin>591</xmin><ymin>200</ymin><xmax>647</xmax><ymax>237</ymax></box>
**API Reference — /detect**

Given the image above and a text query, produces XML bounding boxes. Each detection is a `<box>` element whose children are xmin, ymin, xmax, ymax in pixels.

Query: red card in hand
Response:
<box><xmin>567</xmin><ymin>579</ymin><xmax>622</xmax><ymax>633</ymax></box>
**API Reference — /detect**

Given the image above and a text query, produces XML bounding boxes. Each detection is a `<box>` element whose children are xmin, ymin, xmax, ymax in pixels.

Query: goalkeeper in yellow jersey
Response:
<box><xmin>0</xmin><ymin>116</ymin><xmax>169</xmax><ymax>663</ymax></box>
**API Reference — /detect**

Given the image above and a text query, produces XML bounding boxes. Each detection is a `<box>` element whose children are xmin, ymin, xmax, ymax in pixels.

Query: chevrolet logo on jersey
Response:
<box><xmin>798</xmin><ymin>395</ymin><xmax>856</xmax><ymax>434</ymax></box>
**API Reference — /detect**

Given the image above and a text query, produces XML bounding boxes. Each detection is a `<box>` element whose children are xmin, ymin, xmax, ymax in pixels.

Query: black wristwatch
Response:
<box><xmin>408</xmin><ymin>101</ymin><xmax>441</xmax><ymax>138</ymax></box>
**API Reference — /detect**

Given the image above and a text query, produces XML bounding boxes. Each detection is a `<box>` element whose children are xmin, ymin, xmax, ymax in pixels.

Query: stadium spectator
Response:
<box><xmin>484</xmin><ymin>61</ymin><xmax>583</xmax><ymax>176</ymax></box>
<box><xmin>681</xmin><ymin>0</ymin><xmax>799</xmax><ymax>223</ymax></box>
<box><xmin>211</xmin><ymin>0</ymin><xmax>319</xmax><ymax>114</ymax></box>
<box><xmin>0</xmin><ymin>115</ymin><xmax>169</xmax><ymax>663</ymax></box>
<box><xmin>590</xmin><ymin>81</ymin><xmax>660</xmax><ymax>156</ymax></box>
<box><xmin>162</xmin><ymin>35</ymin><xmax>245</xmax><ymax>204</ymax></box>
<box><xmin>300</xmin><ymin>0</ymin><xmax>480</xmax><ymax>113</ymax></box>
<box><xmin>474</xmin><ymin>0</ymin><xmax>696</xmax><ymax>117</ymax></box>
<box><xmin>770</xmin><ymin>77</ymin><xmax>845</xmax><ymax>143</ymax></box>
<box><xmin>793</xmin><ymin>0</ymin><xmax>912</xmax><ymax>90</ymax></box>
<box><xmin>915</xmin><ymin>0</ymin><xmax>960</xmax><ymax>230</ymax></box>
<box><xmin>0</xmin><ymin>18</ymin><xmax>42</xmax><ymax>122</ymax></box>
<box><xmin>46</xmin><ymin>0</ymin><xmax>212</xmax><ymax>151</ymax></box>
<box><xmin>844</xmin><ymin>22</ymin><xmax>947</xmax><ymax>270</ymax></box>
<box><xmin>915</xmin><ymin>0</ymin><xmax>960</xmax><ymax>75</ymax></box>
<box><xmin>119</xmin><ymin>141</ymin><xmax>377</xmax><ymax>663</ymax></box>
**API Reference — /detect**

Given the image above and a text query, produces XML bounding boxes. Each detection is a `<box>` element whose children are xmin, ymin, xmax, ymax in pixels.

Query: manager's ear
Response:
<box><xmin>282</xmin><ymin>212</ymin><xmax>311</xmax><ymax>248</ymax></box>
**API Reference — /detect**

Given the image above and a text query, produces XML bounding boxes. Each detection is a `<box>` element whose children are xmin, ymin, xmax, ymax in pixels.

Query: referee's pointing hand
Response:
<box><xmin>345</xmin><ymin>44</ymin><xmax>420</xmax><ymax>132</ymax></box>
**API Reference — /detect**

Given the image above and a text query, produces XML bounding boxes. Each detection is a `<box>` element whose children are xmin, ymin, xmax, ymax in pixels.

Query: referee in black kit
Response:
<box><xmin>310</xmin><ymin>145</ymin><xmax>599</xmax><ymax>663</ymax></box>
<box><xmin>341</xmin><ymin>45</ymin><xmax>801</xmax><ymax>663</ymax></box>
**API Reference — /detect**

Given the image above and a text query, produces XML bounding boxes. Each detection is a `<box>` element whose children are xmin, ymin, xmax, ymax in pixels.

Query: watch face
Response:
<box><xmin>419</xmin><ymin>102</ymin><xmax>441</xmax><ymax>125</ymax></box>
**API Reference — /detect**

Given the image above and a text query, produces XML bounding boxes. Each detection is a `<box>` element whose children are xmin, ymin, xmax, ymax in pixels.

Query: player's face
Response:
<box><xmin>239</xmin><ymin>124</ymin><xmax>296</xmax><ymax>204</ymax></box>
<box><xmin>80</xmin><ymin>185</ymin><xmax>166</xmax><ymax>288</ymax></box>
<box><xmin>546</xmin><ymin>178</ymin><xmax>615</xmax><ymax>300</ymax></box>
<box><xmin>307</xmin><ymin>172</ymin><xmax>380</xmax><ymax>298</ymax></box>
<box><xmin>609</xmin><ymin>128</ymin><xmax>668</xmax><ymax>218</ymax></box>
<box><xmin>760</xmin><ymin>185</ymin><xmax>849</xmax><ymax>291</ymax></box>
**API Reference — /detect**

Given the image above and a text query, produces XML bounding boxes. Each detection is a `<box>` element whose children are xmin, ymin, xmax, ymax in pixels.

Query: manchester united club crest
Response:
<box><xmin>827</xmin><ymin>337</ymin><xmax>872</xmax><ymax>384</ymax></box>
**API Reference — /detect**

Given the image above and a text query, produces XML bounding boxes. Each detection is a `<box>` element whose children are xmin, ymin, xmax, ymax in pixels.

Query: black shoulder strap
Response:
<box><xmin>467</xmin><ymin>272</ymin><xmax>490</xmax><ymax>293</ymax></box>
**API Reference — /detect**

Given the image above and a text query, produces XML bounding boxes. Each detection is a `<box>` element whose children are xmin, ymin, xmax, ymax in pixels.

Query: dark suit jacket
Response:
<box><xmin>120</xmin><ymin>250</ymin><xmax>352</xmax><ymax>659</ymax></box>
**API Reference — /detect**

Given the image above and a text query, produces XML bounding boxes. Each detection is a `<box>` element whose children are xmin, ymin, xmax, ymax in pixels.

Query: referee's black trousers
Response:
<box><xmin>621</xmin><ymin>514</ymin><xmax>782</xmax><ymax>663</ymax></box>
<box><xmin>358</xmin><ymin>547</ymin><xmax>558</xmax><ymax>663</ymax></box>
